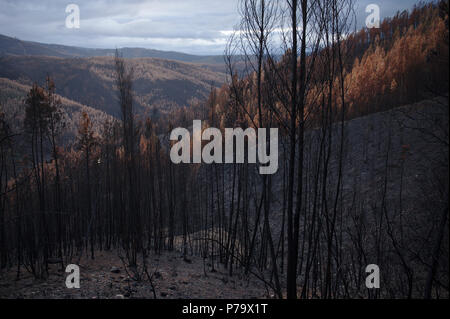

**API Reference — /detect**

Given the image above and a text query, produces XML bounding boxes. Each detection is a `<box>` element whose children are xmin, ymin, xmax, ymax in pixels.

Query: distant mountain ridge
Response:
<box><xmin>0</xmin><ymin>34</ymin><xmax>225</xmax><ymax>64</ymax></box>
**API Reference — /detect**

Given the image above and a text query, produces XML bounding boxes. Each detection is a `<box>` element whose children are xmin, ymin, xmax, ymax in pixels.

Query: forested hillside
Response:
<box><xmin>0</xmin><ymin>0</ymin><xmax>448</xmax><ymax>300</ymax></box>
<box><xmin>0</xmin><ymin>55</ymin><xmax>226</xmax><ymax>118</ymax></box>
<box><xmin>186</xmin><ymin>1</ymin><xmax>449</xmax><ymax>132</ymax></box>
<box><xmin>0</xmin><ymin>77</ymin><xmax>113</xmax><ymax>136</ymax></box>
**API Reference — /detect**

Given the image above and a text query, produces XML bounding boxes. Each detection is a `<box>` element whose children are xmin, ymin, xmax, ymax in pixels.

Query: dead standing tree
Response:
<box><xmin>114</xmin><ymin>49</ymin><xmax>141</xmax><ymax>267</ymax></box>
<box><xmin>76</xmin><ymin>111</ymin><xmax>97</xmax><ymax>260</ymax></box>
<box><xmin>225</xmin><ymin>0</ymin><xmax>283</xmax><ymax>298</ymax></box>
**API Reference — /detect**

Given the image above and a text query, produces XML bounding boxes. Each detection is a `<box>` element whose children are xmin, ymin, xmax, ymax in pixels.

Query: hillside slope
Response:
<box><xmin>0</xmin><ymin>55</ymin><xmax>227</xmax><ymax>117</ymax></box>
<box><xmin>0</xmin><ymin>77</ymin><xmax>113</xmax><ymax>141</ymax></box>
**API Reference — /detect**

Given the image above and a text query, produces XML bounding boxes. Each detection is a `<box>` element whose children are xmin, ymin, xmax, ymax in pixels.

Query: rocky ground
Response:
<box><xmin>0</xmin><ymin>250</ymin><xmax>269</xmax><ymax>299</ymax></box>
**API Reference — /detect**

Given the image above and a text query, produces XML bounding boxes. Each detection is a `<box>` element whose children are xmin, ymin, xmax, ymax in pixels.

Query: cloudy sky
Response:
<box><xmin>0</xmin><ymin>0</ymin><xmax>433</xmax><ymax>55</ymax></box>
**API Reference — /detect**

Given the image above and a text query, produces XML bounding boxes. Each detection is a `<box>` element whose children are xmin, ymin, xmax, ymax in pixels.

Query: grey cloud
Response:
<box><xmin>0</xmin><ymin>0</ymin><xmax>434</xmax><ymax>55</ymax></box>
